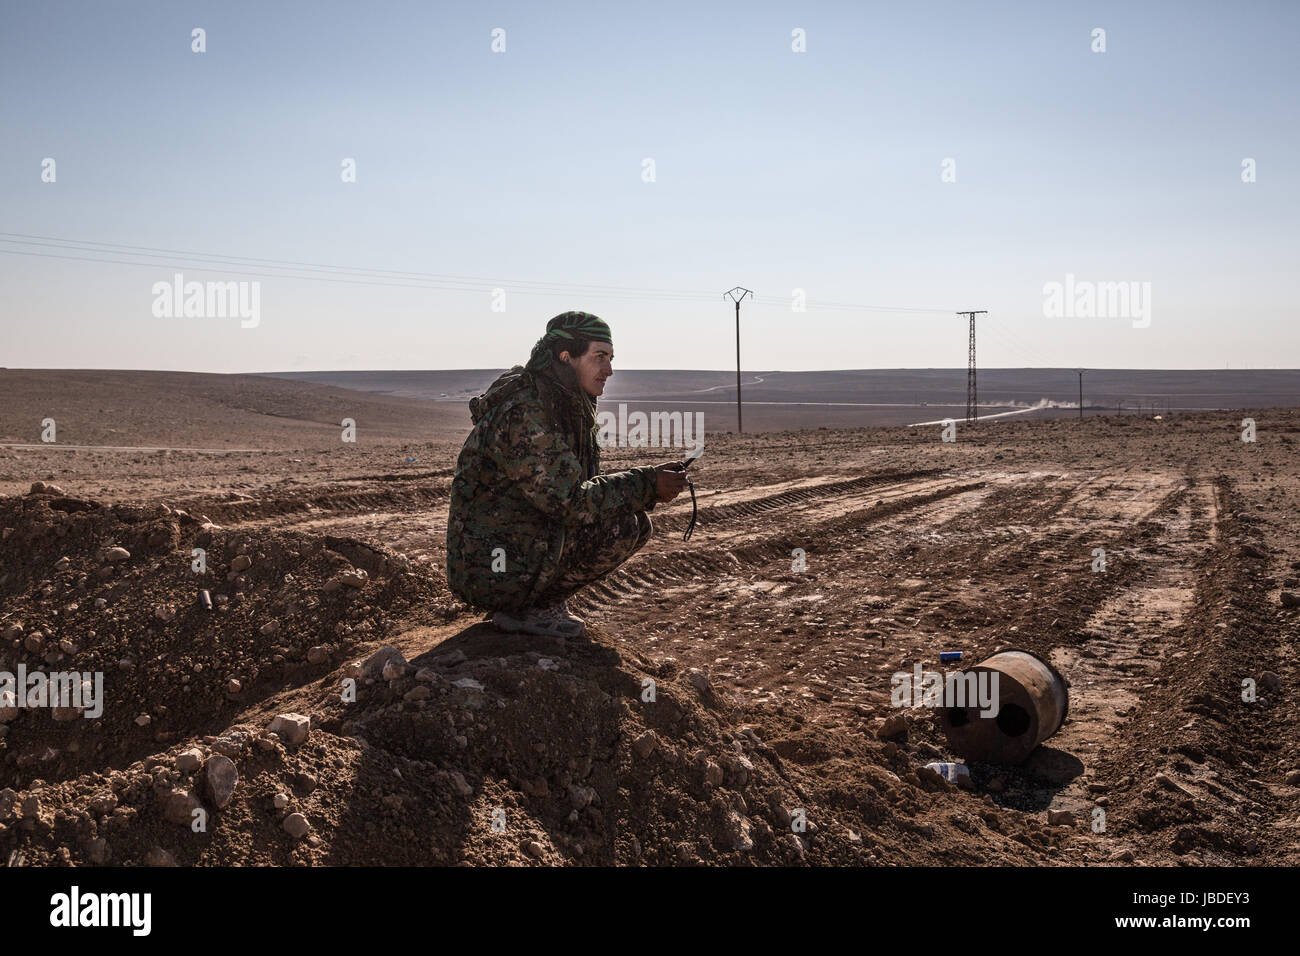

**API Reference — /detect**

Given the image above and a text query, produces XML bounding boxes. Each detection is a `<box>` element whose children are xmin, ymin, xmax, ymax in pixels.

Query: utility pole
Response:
<box><xmin>1077</xmin><ymin>369</ymin><xmax>1085</xmax><ymax>420</ymax></box>
<box><xmin>956</xmin><ymin>311</ymin><xmax>986</xmax><ymax>424</ymax></box>
<box><xmin>723</xmin><ymin>287</ymin><xmax>752</xmax><ymax>434</ymax></box>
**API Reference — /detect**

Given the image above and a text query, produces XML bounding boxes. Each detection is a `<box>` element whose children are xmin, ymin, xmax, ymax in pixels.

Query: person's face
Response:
<box><xmin>561</xmin><ymin>341</ymin><xmax>613</xmax><ymax>398</ymax></box>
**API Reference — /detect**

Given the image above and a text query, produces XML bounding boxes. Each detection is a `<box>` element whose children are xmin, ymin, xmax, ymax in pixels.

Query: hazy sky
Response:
<box><xmin>2</xmin><ymin>0</ymin><xmax>1297</xmax><ymax>373</ymax></box>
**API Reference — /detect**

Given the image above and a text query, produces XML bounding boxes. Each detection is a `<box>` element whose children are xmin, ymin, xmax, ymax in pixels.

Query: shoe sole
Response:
<box><xmin>494</xmin><ymin>613</ymin><xmax>583</xmax><ymax>639</ymax></box>
<box><xmin>492</xmin><ymin>613</ymin><xmax>525</xmax><ymax>633</ymax></box>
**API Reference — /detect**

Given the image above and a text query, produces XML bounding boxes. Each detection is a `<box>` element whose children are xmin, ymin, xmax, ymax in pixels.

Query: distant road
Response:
<box><xmin>908</xmin><ymin>406</ymin><xmax>1046</xmax><ymax>427</ymax></box>
<box><xmin>687</xmin><ymin>376</ymin><xmax>766</xmax><ymax>393</ymax></box>
<box><xmin>608</xmin><ymin>399</ymin><xmax>950</xmax><ymax>407</ymax></box>
<box><xmin>1</xmin><ymin>443</ymin><xmax>271</xmax><ymax>453</ymax></box>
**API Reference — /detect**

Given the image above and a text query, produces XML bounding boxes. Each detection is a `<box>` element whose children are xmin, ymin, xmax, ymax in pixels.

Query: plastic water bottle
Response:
<box><xmin>924</xmin><ymin>762</ymin><xmax>971</xmax><ymax>786</ymax></box>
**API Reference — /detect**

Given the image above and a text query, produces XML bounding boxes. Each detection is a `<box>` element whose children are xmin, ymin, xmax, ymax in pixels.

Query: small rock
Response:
<box><xmin>135</xmin><ymin>713</ymin><xmax>152</xmax><ymax>727</ymax></box>
<box><xmin>54</xmin><ymin>556</ymin><xmax>71</xmax><ymax>571</ymax></box>
<box><xmin>362</xmin><ymin>646</ymin><xmax>405</xmax><ymax>680</ymax></box>
<box><xmin>569</xmin><ymin>785</ymin><xmax>596</xmax><ymax>809</ymax></box>
<box><xmin>685</xmin><ymin>668</ymin><xmax>710</xmax><ymax>693</ymax></box>
<box><xmin>916</xmin><ymin>765</ymin><xmax>949</xmax><ymax>791</ymax></box>
<box><xmin>154</xmin><ymin>605</ymin><xmax>176</xmax><ymax>622</ymax></box>
<box><xmin>382</xmin><ymin>658</ymin><xmax>410</xmax><ymax>681</ymax></box>
<box><xmin>273</xmin><ymin>792</ymin><xmax>290</xmax><ymax>809</ymax></box>
<box><xmin>1280</xmin><ymin>591</ymin><xmax>1300</xmax><ymax>608</ymax></box>
<box><xmin>445</xmin><ymin>771</ymin><xmax>473</xmax><ymax>797</ymax></box>
<box><xmin>259</xmin><ymin>620</ymin><xmax>280</xmax><ymax>636</ymax></box>
<box><xmin>1155</xmin><ymin>772</ymin><xmax>1196</xmax><ymax>797</ymax></box>
<box><xmin>21</xmin><ymin>794</ymin><xmax>42</xmax><ymax>821</ymax></box>
<box><xmin>1260</xmin><ymin>671</ymin><xmax>1283</xmax><ymax>692</ymax></box>
<box><xmin>632</xmin><ymin>731</ymin><xmax>659</xmax><ymax>759</ymax></box>
<box><xmin>175</xmin><ymin>749</ymin><xmax>204</xmax><ymax>773</ymax></box>
<box><xmin>205</xmin><ymin>755</ymin><xmax>239</xmax><ymax>809</ymax></box>
<box><xmin>1284</xmin><ymin>769</ymin><xmax>1300</xmax><ymax>786</ymax></box>
<box><xmin>703</xmin><ymin>760</ymin><xmax>724</xmax><ymax>787</ymax></box>
<box><xmin>1047</xmin><ymin>809</ymin><xmax>1076</xmax><ymax>827</ymax></box>
<box><xmin>725</xmin><ymin>810</ymin><xmax>754</xmax><ymax>851</ymax></box>
<box><xmin>282</xmin><ymin>812</ymin><xmax>310</xmax><ymax>838</ymax></box>
<box><xmin>404</xmin><ymin>685</ymin><xmax>432</xmax><ymax>702</ymax></box>
<box><xmin>226</xmin><ymin>679</ymin><xmax>242</xmax><ymax>694</ymax></box>
<box><xmin>523</xmin><ymin>840</ymin><xmax>546</xmax><ymax>859</ymax></box>
<box><xmin>24</xmin><ymin>633</ymin><xmax>44</xmax><ymax>653</ymax></box>
<box><xmin>876</xmin><ymin>713</ymin><xmax>909</xmax><ymax>740</ymax></box>
<box><xmin>160</xmin><ymin>789</ymin><xmax>201</xmax><ymax>826</ymax></box>
<box><xmin>268</xmin><ymin>713</ymin><xmax>310</xmax><ymax>746</ymax></box>
<box><xmin>104</xmin><ymin>547</ymin><xmax>131</xmax><ymax>563</ymax></box>
<box><xmin>306</xmin><ymin>645</ymin><xmax>330</xmax><ymax>664</ymax></box>
<box><xmin>340</xmin><ymin>569</ymin><xmax>368</xmax><ymax>589</ymax></box>
<box><xmin>231</xmin><ymin>555</ymin><xmax>252</xmax><ymax>572</ymax></box>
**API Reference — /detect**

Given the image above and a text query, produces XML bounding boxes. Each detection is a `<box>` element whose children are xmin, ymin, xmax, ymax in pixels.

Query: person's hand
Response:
<box><xmin>654</xmin><ymin>461</ymin><xmax>689</xmax><ymax>503</ymax></box>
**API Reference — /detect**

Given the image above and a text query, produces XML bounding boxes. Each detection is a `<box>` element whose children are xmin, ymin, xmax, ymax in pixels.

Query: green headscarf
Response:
<box><xmin>524</xmin><ymin>311</ymin><xmax>613</xmax><ymax>373</ymax></box>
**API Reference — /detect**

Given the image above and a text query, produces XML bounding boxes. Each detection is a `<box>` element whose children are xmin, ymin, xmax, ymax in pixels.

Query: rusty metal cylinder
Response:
<box><xmin>939</xmin><ymin>648</ymin><xmax>1069</xmax><ymax>764</ymax></box>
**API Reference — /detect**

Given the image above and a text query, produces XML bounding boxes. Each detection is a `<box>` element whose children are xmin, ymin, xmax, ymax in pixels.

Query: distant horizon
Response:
<box><xmin>5</xmin><ymin>365</ymin><xmax>1300</xmax><ymax>375</ymax></box>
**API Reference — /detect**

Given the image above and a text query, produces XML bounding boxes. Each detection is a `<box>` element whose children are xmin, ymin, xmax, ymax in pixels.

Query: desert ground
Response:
<box><xmin>0</xmin><ymin>369</ymin><xmax>1297</xmax><ymax>866</ymax></box>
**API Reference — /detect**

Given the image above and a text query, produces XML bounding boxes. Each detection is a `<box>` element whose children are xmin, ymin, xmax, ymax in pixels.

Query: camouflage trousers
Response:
<box><xmin>535</xmin><ymin>510</ymin><xmax>653</xmax><ymax>606</ymax></box>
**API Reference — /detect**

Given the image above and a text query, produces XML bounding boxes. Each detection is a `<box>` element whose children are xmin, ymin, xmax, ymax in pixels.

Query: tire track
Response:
<box><xmin>575</xmin><ymin>477</ymin><xmax>988</xmax><ymax>607</ymax></box>
<box><xmin>1043</xmin><ymin>477</ymin><xmax>1219</xmax><ymax>823</ymax></box>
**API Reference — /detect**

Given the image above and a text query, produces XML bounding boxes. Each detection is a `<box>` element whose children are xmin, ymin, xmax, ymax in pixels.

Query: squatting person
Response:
<box><xmin>446</xmin><ymin>311</ymin><xmax>689</xmax><ymax>638</ymax></box>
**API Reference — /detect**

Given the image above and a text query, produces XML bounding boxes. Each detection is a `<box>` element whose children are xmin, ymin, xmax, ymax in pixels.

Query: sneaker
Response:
<box><xmin>493</xmin><ymin>601</ymin><xmax>585</xmax><ymax>638</ymax></box>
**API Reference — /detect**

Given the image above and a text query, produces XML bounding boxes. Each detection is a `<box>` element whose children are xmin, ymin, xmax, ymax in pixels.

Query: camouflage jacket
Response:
<box><xmin>446</xmin><ymin>366</ymin><xmax>658</xmax><ymax>613</ymax></box>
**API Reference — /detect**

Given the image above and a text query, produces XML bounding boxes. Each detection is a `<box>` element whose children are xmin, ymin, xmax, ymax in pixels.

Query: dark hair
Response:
<box><xmin>549</xmin><ymin>335</ymin><xmax>593</xmax><ymax>363</ymax></box>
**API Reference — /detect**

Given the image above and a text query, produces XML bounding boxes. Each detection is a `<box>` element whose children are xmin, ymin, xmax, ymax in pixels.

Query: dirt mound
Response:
<box><xmin>0</xmin><ymin>485</ymin><xmax>1060</xmax><ymax>866</ymax></box>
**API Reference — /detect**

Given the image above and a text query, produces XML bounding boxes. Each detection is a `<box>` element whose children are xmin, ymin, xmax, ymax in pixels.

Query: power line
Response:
<box><xmin>0</xmin><ymin>238</ymin><xmax>712</xmax><ymax>301</ymax></box>
<box><xmin>0</xmin><ymin>232</ymin><xmax>964</xmax><ymax>316</ymax></box>
<box><xmin>750</xmin><ymin>294</ymin><xmax>953</xmax><ymax>315</ymax></box>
